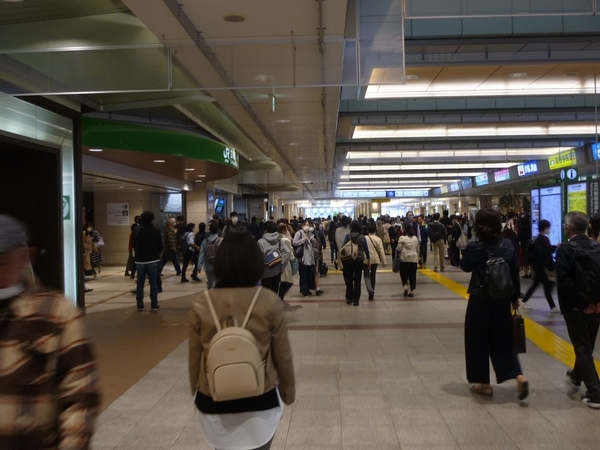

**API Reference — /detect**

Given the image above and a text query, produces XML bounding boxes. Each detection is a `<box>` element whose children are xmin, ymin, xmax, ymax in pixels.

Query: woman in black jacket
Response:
<box><xmin>460</xmin><ymin>208</ymin><xmax>529</xmax><ymax>400</ymax></box>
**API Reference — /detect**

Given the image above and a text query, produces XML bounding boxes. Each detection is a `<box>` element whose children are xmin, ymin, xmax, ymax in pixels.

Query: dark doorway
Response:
<box><xmin>0</xmin><ymin>139</ymin><xmax>62</xmax><ymax>290</ymax></box>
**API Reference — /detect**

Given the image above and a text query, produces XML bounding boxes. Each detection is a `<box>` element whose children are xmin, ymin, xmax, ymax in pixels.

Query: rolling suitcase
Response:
<box><xmin>319</xmin><ymin>261</ymin><xmax>328</xmax><ymax>277</ymax></box>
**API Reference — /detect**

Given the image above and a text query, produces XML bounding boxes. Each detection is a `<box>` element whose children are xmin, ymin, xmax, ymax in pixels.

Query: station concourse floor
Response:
<box><xmin>84</xmin><ymin>256</ymin><xmax>600</xmax><ymax>450</ymax></box>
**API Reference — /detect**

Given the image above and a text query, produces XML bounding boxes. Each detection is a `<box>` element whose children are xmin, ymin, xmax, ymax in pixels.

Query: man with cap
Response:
<box><xmin>0</xmin><ymin>215</ymin><xmax>101</xmax><ymax>448</ymax></box>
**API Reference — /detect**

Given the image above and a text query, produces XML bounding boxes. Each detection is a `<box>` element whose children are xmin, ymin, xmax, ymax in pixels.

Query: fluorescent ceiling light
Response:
<box><xmin>185</xmin><ymin>168</ymin><xmax>195</xmax><ymax>171</ymax></box>
<box><xmin>365</xmin><ymin>86</ymin><xmax>600</xmax><ymax>100</ymax></box>
<box><xmin>338</xmin><ymin>181</ymin><xmax>445</xmax><ymax>187</ymax></box>
<box><xmin>340</xmin><ymin>172</ymin><xmax>484</xmax><ymax>180</ymax></box>
<box><xmin>343</xmin><ymin>163</ymin><xmax>518</xmax><ymax>171</ymax></box>
<box><xmin>346</xmin><ymin>148</ymin><xmax>563</xmax><ymax>159</ymax></box>
<box><xmin>89</xmin><ymin>148</ymin><xmax>103</xmax><ymax>152</ymax></box>
<box><xmin>154</xmin><ymin>159</ymin><xmax>165</xmax><ymax>163</ymax></box>
<box><xmin>353</xmin><ymin>124</ymin><xmax>597</xmax><ymax>139</ymax></box>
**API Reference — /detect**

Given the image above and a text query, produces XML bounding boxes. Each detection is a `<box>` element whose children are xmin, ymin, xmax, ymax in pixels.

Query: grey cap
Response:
<box><xmin>0</xmin><ymin>215</ymin><xmax>29</xmax><ymax>253</ymax></box>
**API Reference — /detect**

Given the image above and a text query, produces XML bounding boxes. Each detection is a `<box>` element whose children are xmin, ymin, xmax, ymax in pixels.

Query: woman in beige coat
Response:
<box><xmin>189</xmin><ymin>232</ymin><xmax>295</xmax><ymax>450</ymax></box>
<box><xmin>365</xmin><ymin>222</ymin><xmax>387</xmax><ymax>300</ymax></box>
<box><xmin>397</xmin><ymin>225</ymin><xmax>420</xmax><ymax>297</ymax></box>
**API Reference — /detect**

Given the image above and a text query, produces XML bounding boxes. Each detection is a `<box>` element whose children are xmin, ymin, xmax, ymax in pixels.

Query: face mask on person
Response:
<box><xmin>231</xmin><ymin>217</ymin><xmax>238</xmax><ymax>225</ymax></box>
<box><xmin>87</xmin><ymin>227</ymin><xmax>92</xmax><ymax>232</ymax></box>
<box><xmin>303</xmin><ymin>226</ymin><xmax>309</xmax><ymax>231</ymax></box>
<box><xmin>308</xmin><ymin>227</ymin><xmax>314</xmax><ymax>233</ymax></box>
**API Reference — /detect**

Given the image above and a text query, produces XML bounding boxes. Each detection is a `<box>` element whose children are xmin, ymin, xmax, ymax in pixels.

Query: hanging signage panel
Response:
<box><xmin>548</xmin><ymin>149</ymin><xmax>577</xmax><ymax>170</ymax></box>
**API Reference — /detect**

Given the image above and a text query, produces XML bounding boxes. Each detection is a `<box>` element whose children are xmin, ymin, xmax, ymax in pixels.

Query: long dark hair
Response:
<box><xmin>474</xmin><ymin>209</ymin><xmax>502</xmax><ymax>240</ymax></box>
<box><xmin>213</xmin><ymin>232</ymin><xmax>264</xmax><ymax>284</ymax></box>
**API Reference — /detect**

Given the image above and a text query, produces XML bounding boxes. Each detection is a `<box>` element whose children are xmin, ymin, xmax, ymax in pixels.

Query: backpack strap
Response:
<box><xmin>204</xmin><ymin>290</ymin><xmax>222</xmax><ymax>332</ymax></box>
<box><xmin>242</xmin><ymin>287</ymin><xmax>263</xmax><ymax>329</ymax></box>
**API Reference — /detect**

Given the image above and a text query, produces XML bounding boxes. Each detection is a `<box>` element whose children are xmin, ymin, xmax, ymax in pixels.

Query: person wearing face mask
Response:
<box><xmin>222</xmin><ymin>211</ymin><xmax>246</xmax><ymax>237</ymax></box>
<box><xmin>293</xmin><ymin>220</ymin><xmax>318</xmax><ymax>297</ymax></box>
<box><xmin>520</xmin><ymin>219</ymin><xmax>559</xmax><ymax>313</ymax></box>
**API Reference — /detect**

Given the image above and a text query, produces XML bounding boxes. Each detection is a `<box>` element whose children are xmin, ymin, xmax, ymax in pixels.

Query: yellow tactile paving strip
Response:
<box><xmin>421</xmin><ymin>268</ymin><xmax>600</xmax><ymax>373</ymax></box>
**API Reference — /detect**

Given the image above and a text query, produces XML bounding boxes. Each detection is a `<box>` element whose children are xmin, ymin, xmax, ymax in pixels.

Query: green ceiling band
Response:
<box><xmin>82</xmin><ymin>117</ymin><xmax>239</xmax><ymax>170</ymax></box>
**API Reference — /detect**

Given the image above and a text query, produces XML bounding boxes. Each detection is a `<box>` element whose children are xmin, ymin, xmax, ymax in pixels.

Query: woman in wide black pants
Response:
<box><xmin>341</xmin><ymin>220</ymin><xmax>370</xmax><ymax>306</ymax></box>
<box><xmin>460</xmin><ymin>208</ymin><xmax>529</xmax><ymax>400</ymax></box>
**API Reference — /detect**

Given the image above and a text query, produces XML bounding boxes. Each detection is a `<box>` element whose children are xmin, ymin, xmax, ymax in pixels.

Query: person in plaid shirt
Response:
<box><xmin>0</xmin><ymin>215</ymin><xmax>101</xmax><ymax>449</ymax></box>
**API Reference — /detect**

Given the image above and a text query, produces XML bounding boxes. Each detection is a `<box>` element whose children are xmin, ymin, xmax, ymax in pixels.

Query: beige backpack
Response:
<box><xmin>204</xmin><ymin>287</ymin><xmax>266</xmax><ymax>402</ymax></box>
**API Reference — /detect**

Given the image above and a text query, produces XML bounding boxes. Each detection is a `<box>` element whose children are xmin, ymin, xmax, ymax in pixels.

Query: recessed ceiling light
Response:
<box><xmin>197</xmin><ymin>174</ymin><xmax>206</xmax><ymax>178</ymax></box>
<box><xmin>119</xmin><ymin>186</ymin><xmax>124</xmax><ymax>189</ymax></box>
<box><xmin>289</xmin><ymin>143</ymin><xmax>298</xmax><ymax>146</ymax></box>
<box><xmin>276</xmin><ymin>119</ymin><xmax>291</xmax><ymax>123</ymax></box>
<box><xmin>254</xmin><ymin>74</ymin><xmax>271</xmax><ymax>82</ymax></box>
<box><xmin>138</xmin><ymin>189</ymin><xmax>142</xmax><ymax>191</ymax></box>
<box><xmin>223</xmin><ymin>13</ymin><xmax>245</xmax><ymax>23</ymax></box>
<box><xmin>154</xmin><ymin>159</ymin><xmax>165</xmax><ymax>163</ymax></box>
<box><xmin>89</xmin><ymin>148</ymin><xmax>103</xmax><ymax>152</ymax></box>
<box><xmin>375</xmin><ymin>126</ymin><xmax>386</xmax><ymax>130</ymax></box>
<box><xmin>296</xmin><ymin>157</ymin><xmax>304</xmax><ymax>160</ymax></box>
<box><xmin>565</xmin><ymin>72</ymin><xmax>579</xmax><ymax>77</ymax></box>
<box><xmin>509</xmin><ymin>72</ymin><xmax>527</xmax><ymax>78</ymax></box>
<box><xmin>185</xmin><ymin>168</ymin><xmax>195</xmax><ymax>171</ymax></box>
<box><xmin>405</xmin><ymin>74</ymin><xmax>419</xmax><ymax>80</ymax></box>
<box><xmin>195</xmin><ymin>180</ymin><xmax>203</xmax><ymax>183</ymax></box>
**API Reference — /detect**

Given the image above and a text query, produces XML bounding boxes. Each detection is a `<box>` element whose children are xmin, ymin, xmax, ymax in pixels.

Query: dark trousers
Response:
<box><xmin>363</xmin><ymin>263</ymin><xmax>378</xmax><ymax>292</ymax></box>
<box><xmin>160</xmin><ymin>249</ymin><xmax>181</xmax><ymax>275</ymax></box>
<box><xmin>298</xmin><ymin>263</ymin><xmax>316</xmax><ymax>295</ymax></box>
<box><xmin>419</xmin><ymin>242</ymin><xmax>428</xmax><ymax>265</ymax></box>
<box><xmin>343</xmin><ymin>258</ymin><xmax>363</xmax><ymax>304</ymax></box>
<box><xmin>399</xmin><ymin>262</ymin><xmax>417</xmax><ymax>290</ymax></box>
<box><xmin>136</xmin><ymin>261</ymin><xmax>159</xmax><ymax>309</ymax></box>
<box><xmin>523</xmin><ymin>270</ymin><xmax>555</xmax><ymax>308</ymax></box>
<box><xmin>278</xmin><ymin>281</ymin><xmax>293</xmax><ymax>300</ymax></box>
<box><xmin>330</xmin><ymin>243</ymin><xmax>337</xmax><ymax>262</ymax></box>
<box><xmin>449</xmin><ymin>241</ymin><xmax>460</xmax><ymax>267</ymax></box>
<box><xmin>262</xmin><ymin>273</ymin><xmax>281</xmax><ymax>294</ymax></box>
<box><xmin>464</xmin><ymin>297</ymin><xmax>522</xmax><ymax>384</ymax></box>
<box><xmin>391</xmin><ymin>241</ymin><xmax>398</xmax><ymax>259</ymax></box>
<box><xmin>564</xmin><ymin>310</ymin><xmax>600</xmax><ymax>401</ymax></box>
<box><xmin>181</xmin><ymin>250</ymin><xmax>198</xmax><ymax>280</ymax></box>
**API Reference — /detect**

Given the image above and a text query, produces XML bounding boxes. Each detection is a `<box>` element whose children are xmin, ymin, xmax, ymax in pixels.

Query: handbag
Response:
<box><xmin>456</xmin><ymin>233</ymin><xmax>468</xmax><ymax>250</ymax></box>
<box><xmin>264</xmin><ymin>250</ymin><xmax>282</xmax><ymax>268</ymax></box>
<box><xmin>293</xmin><ymin>244</ymin><xmax>304</xmax><ymax>260</ymax></box>
<box><xmin>392</xmin><ymin>257</ymin><xmax>401</xmax><ymax>273</ymax></box>
<box><xmin>513</xmin><ymin>308</ymin><xmax>527</xmax><ymax>354</ymax></box>
<box><xmin>290</xmin><ymin>259</ymin><xmax>299</xmax><ymax>276</ymax></box>
<box><xmin>90</xmin><ymin>252</ymin><xmax>103</xmax><ymax>265</ymax></box>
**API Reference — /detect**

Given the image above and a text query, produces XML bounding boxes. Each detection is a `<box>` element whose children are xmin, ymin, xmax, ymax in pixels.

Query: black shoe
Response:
<box><xmin>581</xmin><ymin>396</ymin><xmax>600</xmax><ymax>409</ymax></box>
<box><xmin>181</xmin><ymin>278</ymin><xmax>189</xmax><ymax>283</ymax></box>
<box><xmin>353</xmin><ymin>302</ymin><xmax>359</xmax><ymax>306</ymax></box>
<box><xmin>301</xmin><ymin>292</ymin><xmax>313</xmax><ymax>297</ymax></box>
<box><xmin>176</xmin><ymin>272</ymin><xmax>182</xmax><ymax>276</ymax></box>
<box><xmin>84</xmin><ymin>288</ymin><xmax>93</xmax><ymax>293</ymax></box>
<box><xmin>567</xmin><ymin>370</ymin><xmax>581</xmax><ymax>387</ymax></box>
<box><xmin>368</xmin><ymin>292</ymin><xmax>374</xmax><ymax>301</ymax></box>
<box><xmin>137</xmin><ymin>304</ymin><xmax>145</xmax><ymax>311</ymax></box>
<box><xmin>151</xmin><ymin>305</ymin><xmax>160</xmax><ymax>311</ymax></box>
<box><xmin>125</xmin><ymin>272</ymin><xmax>131</xmax><ymax>277</ymax></box>
<box><xmin>130</xmin><ymin>289</ymin><xmax>137</xmax><ymax>294</ymax></box>
<box><xmin>316</xmin><ymin>289</ymin><xmax>324</xmax><ymax>296</ymax></box>
<box><xmin>157</xmin><ymin>288</ymin><xmax>163</xmax><ymax>293</ymax></box>
<box><xmin>408</xmin><ymin>292</ymin><xmax>414</xmax><ymax>298</ymax></box>
<box><xmin>346</xmin><ymin>300</ymin><xmax>352</xmax><ymax>305</ymax></box>
<box><xmin>192</xmin><ymin>276</ymin><xmax>201</xmax><ymax>281</ymax></box>
<box><xmin>404</xmin><ymin>289</ymin><xmax>408</xmax><ymax>297</ymax></box>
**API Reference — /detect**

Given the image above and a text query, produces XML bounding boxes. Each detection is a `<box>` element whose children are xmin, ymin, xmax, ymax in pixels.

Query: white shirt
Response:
<box><xmin>196</xmin><ymin>390</ymin><xmax>283</xmax><ymax>450</ymax></box>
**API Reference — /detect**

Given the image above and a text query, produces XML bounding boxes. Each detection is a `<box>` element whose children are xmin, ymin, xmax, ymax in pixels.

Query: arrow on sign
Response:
<box><xmin>123</xmin><ymin>204</ymin><xmax>128</xmax><ymax>209</ymax></box>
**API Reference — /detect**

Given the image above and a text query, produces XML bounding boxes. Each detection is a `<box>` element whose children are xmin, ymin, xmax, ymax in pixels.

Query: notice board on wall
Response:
<box><xmin>107</xmin><ymin>203</ymin><xmax>130</xmax><ymax>226</ymax></box>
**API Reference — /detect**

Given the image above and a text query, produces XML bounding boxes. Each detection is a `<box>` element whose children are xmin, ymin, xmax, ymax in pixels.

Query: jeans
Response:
<box><xmin>160</xmin><ymin>249</ymin><xmax>181</xmax><ymax>275</ymax></box>
<box><xmin>363</xmin><ymin>263</ymin><xmax>378</xmax><ymax>293</ymax></box>
<box><xmin>136</xmin><ymin>261</ymin><xmax>159</xmax><ymax>309</ymax></box>
<box><xmin>564</xmin><ymin>310</ymin><xmax>600</xmax><ymax>401</ymax></box>
<box><xmin>181</xmin><ymin>250</ymin><xmax>198</xmax><ymax>280</ymax></box>
<box><xmin>343</xmin><ymin>258</ymin><xmax>363</xmax><ymax>304</ymax></box>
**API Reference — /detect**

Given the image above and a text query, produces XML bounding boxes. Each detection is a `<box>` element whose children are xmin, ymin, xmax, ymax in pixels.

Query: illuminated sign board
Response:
<box><xmin>449</xmin><ymin>183</ymin><xmax>460</xmax><ymax>192</ymax></box>
<box><xmin>461</xmin><ymin>178</ymin><xmax>473</xmax><ymax>189</ymax></box>
<box><xmin>592</xmin><ymin>143</ymin><xmax>600</xmax><ymax>161</ymax></box>
<box><xmin>335</xmin><ymin>190</ymin><xmax>429</xmax><ymax>198</ymax></box>
<box><xmin>385</xmin><ymin>191</ymin><xmax>396</xmax><ymax>197</ymax></box>
<box><xmin>475</xmin><ymin>174</ymin><xmax>489</xmax><ymax>186</ymax></box>
<box><xmin>494</xmin><ymin>168</ymin><xmax>511</xmax><ymax>182</ymax></box>
<box><xmin>517</xmin><ymin>160</ymin><xmax>539</xmax><ymax>177</ymax></box>
<box><xmin>567</xmin><ymin>183</ymin><xmax>587</xmax><ymax>214</ymax></box>
<box><xmin>440</xmin><ymin>185</ymin><xmax>448</xmax><ymax>194</ymax></box>
<box><xmin>548</xmin><ymin>149</ymin><xmax>576</xmax><ymax>170</ymax></box>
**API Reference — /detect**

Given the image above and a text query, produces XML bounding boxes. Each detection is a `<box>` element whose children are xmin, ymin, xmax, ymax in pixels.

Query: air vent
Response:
<box><xmin>223</xmin><ymin>14</ymin><xmax>245</xmax><ymax>23</ymax></box>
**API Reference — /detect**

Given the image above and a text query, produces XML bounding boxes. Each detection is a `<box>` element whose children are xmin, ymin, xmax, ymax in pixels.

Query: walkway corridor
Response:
<box><xmin>85</xmin><ymin>261</ymin><xmax>600</xmax><ymax>450</ymax></box>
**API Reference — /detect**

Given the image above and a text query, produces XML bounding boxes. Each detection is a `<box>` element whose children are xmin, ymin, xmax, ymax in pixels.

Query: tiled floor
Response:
<box><xmin>88</xmin><ymin>258</ymin><xmax>600</xmax><ymax>450</ymax></box>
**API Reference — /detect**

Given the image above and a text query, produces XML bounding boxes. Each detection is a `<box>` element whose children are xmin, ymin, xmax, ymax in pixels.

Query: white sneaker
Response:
<box><xmin>520</xmin><ymin>302</ymin><xmax>531</xmax><ymax>310</ymax></box>
<box><xmin>551</xmin><ymin>307</ymin><xmax>561</xmax><ymax>314</ymax></box>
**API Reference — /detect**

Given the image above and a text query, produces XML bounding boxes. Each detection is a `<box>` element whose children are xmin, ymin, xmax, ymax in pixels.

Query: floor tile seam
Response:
<box><xmin>420</xmin><ymin>268</ymin><xmax>600</xmax><ymax>374</ymax></box>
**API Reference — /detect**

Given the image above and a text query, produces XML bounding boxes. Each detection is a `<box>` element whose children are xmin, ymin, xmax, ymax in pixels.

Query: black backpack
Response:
<box><xmin>568</xmin><ymin>240</ymin><xmax>600</xmax><ymax>304</ymax></box>
<box><xmin>479</xmin><ymin>241</ymin><xmax>515</xmax><ymax>301</ymax></box>
<box><xmin>429</xmin><ymin>223</ymin><xmax>443</xmax><ymax>243</ymax></box>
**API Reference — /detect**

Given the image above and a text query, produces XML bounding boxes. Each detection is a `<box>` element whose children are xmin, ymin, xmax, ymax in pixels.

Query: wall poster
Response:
<box><xmin>107</xmin><ymin>203</ymin><xmax>130</xmax><ymax>226</ymax></box>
